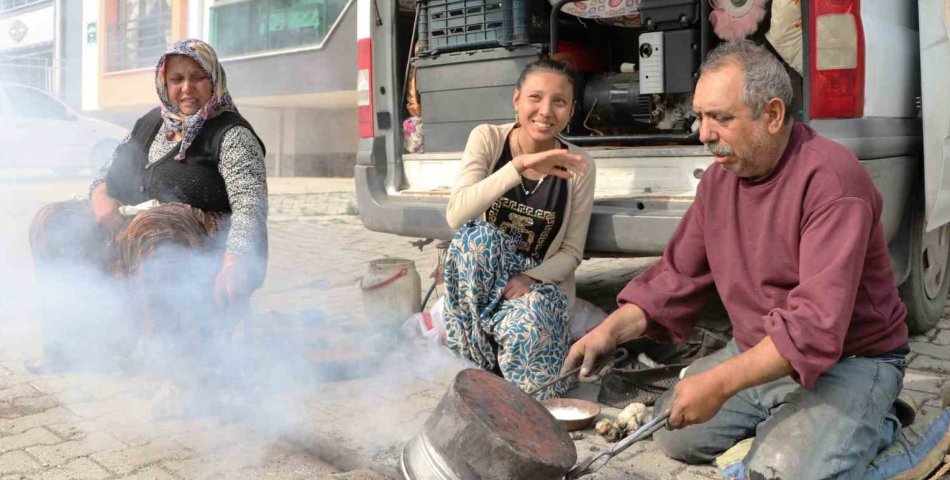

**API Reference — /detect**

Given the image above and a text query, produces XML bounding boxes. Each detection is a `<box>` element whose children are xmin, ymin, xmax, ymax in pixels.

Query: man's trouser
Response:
<box><xmin>653</xmin><ymin>340</ymin><xmax>905</xmax><ymax>480</ymax></box>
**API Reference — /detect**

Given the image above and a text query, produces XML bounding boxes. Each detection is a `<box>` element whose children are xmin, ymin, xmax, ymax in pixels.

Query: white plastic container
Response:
<box><xmin>360</xmin><ymin>258</ymin><xmax>421</xmax><ymax>328</ymax></box>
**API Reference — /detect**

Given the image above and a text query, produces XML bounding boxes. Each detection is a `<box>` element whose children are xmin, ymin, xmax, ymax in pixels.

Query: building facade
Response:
<box><xmin>81</xmin><ymin>0</ymin><xmax>358</xmax><ymax>177</ymax></box>
<box><xmin>1</xmin><ymin>0</ymin><xmax>83</xmax><ymax>109</ymax></box>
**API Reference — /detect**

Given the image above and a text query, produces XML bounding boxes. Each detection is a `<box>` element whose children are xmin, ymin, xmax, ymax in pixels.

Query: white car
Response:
<box><xmin>0</xmin><ymin>83</ymin><xmax>128</xmax><ymax>175</ymax></box>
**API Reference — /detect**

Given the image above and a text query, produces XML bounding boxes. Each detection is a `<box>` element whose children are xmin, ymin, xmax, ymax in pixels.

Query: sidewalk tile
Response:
<box><xmin>26</xmin><ymin>431</ymin><xmax>125</xmax><ymax>467</ymax></box>
<box><xmin>116</xmin><ymin>466</ymin><xmax>179</xmax><ymax>480</ymax></box>
<box><xmin>0</xmin><ymin>427</ymin><xmax>61</xmax><ymax>454</ymax></box>
<box><xmin>91</xmin><ymin>440</ymin><xmax>192</xmax><ymax>476</ymax></box>
<box><xmin>0</xmin><ymin>450</ymin><xmax>41</xmax><ymax>476</ymax></box>
<box><xmin>39</xmin><ymin>457</ymin><xmax>113</xmax><ymax>480</ymax></box>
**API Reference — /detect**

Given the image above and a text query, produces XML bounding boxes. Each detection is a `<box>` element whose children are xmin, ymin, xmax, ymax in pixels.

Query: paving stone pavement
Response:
<box><xmin>256</xmin><ymin>182</ymin><xmax>950</xmax><ymax>479</ymax></box>
<box><xmin>0</xmin><ymin>176</ymin><xmax>948</xmax><ymax>479</ymax></box>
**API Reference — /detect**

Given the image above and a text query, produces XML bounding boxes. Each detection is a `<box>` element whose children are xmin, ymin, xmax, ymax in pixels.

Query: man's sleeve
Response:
<box><xmin>764</xmin><ymin>197</ymin><xmax>873</xmax><ymax>388</ymax></box>
<box><xmin>617</xmin><ymin>195</ymin><xmax>716</xmax><ymax>344</ymax></box>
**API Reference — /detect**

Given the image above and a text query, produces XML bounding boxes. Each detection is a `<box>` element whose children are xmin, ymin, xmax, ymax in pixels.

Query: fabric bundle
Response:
<box><xmin>29</xmin><ymin>200</ymin><xmax>110</xmax><ymax>267</ymax></box>
<box><xmin>552</xmin><ymin>0</ymin><xmax>643</xmax><ymax>27</ymax></box>
<box><xmin>115</xmin><ymin>203</ymin><xmax>221</xmax><ymax>276</ymax></box>
<box><xmin>766</xmin><ymin>0</ymin><xmax>804</xmax><ymax>75</ymax></box>
<box><xmin>709</xmin><ymin>0</ymin><xmax>768</xmax><ymax>41</ymax></box>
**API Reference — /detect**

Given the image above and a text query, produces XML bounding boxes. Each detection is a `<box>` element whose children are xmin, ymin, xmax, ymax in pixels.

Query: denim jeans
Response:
<box><xmin>653</xmin><ymin>340</ymin><xmax>905</xmax><ymax>480</ymax></box>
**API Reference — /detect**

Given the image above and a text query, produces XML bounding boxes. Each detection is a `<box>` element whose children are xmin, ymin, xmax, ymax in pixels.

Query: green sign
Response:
<box><xmin>86</xmin><ymin>22</ymin><xmax>97</xmax><ymax>44</ymax></box>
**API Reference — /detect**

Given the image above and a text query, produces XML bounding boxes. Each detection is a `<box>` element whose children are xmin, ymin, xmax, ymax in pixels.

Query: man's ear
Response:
<box><xmin>765</xmin><ymin>98</ymin><xmax>787</xmax><ymax>134</ymax></box>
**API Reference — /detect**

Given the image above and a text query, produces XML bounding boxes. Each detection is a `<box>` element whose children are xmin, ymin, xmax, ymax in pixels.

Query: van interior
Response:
<box><xmin>393</xmin><ymin>0</ymin><xmax>805</xmax><ymax>159</ymax></box>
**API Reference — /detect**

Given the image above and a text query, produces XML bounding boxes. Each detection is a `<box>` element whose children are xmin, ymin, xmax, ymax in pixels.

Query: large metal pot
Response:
<box><xmin>402</xmin><ymin>369</ymin><xmax>577</xmax><ymax>480</ymax></box>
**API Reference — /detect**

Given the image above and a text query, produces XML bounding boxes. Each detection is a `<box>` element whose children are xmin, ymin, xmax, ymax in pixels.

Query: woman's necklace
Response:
<box><xmin>516</xmin><ymin>128</ymin><xmax>547</xmax><ymax>197</ymax></box>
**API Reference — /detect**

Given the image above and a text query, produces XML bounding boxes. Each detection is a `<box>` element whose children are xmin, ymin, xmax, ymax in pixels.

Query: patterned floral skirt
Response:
<box><xmin>443</xmin><ymin>220</ymin><xmax>570</xmax><ymax>399</ymax></box>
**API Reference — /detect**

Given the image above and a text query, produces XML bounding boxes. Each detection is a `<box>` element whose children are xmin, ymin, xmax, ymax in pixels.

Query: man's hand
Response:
<box><xmin>503</xmin><ymin>274</ymin><xmax>535</xmax><ymax>299</ymax></box>
<box><xmin>562</xmin><ymin>326</ymin><xmax>619</xmax><ymax>382</ymax></box>
<box><xmin>668</xmin><ymin>336</ymin><xmax>795</xmax><ymax>429</ymax></box>
<box><xmin>667</xmin><ymin>369</ymin><xmax>730</xmax><ymax>429</ymax></box>
<box><xmin>562</xmin><ymin>303</ymin><xmax>649</xmax><ymax>382</ymax></box>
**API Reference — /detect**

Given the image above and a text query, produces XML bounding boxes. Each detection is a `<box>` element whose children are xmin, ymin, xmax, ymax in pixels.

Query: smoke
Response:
<box><xmin>0</xmin><ymin>179</ymin><xmax>467</xmax><ymax>476</ymax></box>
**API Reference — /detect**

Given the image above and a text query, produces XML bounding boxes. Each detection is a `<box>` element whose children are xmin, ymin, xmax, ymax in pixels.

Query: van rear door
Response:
<box><xmin>919</xmin><ymin>0</ymin><xmax>950</xmax><ymax>230</ymax></box>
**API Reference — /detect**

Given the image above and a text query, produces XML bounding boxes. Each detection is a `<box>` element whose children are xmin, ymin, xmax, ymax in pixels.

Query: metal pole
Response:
<box><xmin>52</xmin><ymin>0</ymin><xmax>66</xmax><ymax>97</ymax></box>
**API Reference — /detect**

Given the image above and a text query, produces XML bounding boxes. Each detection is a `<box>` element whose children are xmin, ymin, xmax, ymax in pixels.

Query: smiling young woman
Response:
<box><xmin>441</xmin><ymin>57</ymin><xmax>597</xmax><ymax>400</ymax></box>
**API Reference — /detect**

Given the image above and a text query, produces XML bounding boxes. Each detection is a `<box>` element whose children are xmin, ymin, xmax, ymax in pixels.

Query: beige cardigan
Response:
<box><xmin>445</xmin><ymin>122</ymin><xmax>596</xmax><ymax>311</ymax></box>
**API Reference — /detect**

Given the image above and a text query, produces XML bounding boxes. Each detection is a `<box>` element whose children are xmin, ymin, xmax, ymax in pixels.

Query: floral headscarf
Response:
<box><xmin>155</xmin><ymin>39</ymin><xmax>238</xmax><ymax>161</ymax></box>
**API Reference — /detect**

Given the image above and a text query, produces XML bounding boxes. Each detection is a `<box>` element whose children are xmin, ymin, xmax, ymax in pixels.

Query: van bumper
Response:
<box><xmin>355</xmin><ymin>163</ymin><xmax>686</xmax><ymax>257</ymax></box>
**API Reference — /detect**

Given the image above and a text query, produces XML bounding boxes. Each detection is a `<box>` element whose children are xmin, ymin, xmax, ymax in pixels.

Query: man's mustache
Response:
<box><xmin>706</xmin><ymin>142</ymin><xmax>734</xmax><ymax>156</ymax></box>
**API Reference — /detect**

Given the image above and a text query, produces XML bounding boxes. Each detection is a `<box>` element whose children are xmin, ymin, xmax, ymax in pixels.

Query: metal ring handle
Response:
<box><xmin>360</xmin><ymin>268</ymin><xmax>408</xmax><ymax>291</ymax></box>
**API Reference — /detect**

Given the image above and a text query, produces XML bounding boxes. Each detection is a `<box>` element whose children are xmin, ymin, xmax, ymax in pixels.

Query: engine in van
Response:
<box><xmin>581</xmin><ymin>73</ymin><xmax>694</xmax><ymax>134</ymax></box>
<box><xmin>580</xmin><ymin>26</ymin><xmax>699</xmax><ymax>135</ymax></box>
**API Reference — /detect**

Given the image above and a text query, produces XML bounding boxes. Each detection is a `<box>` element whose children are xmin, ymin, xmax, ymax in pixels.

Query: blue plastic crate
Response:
<box><xmin>418</xmin><ymin>0</ymin><xmax>531</xmax><ymax>56</ymax></box>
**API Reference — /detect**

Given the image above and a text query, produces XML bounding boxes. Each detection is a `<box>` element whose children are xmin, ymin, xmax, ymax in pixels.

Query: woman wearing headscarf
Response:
<box><xmin>29</xmin><ymin>39</ymin><xmax>267</xmax><ymax>369</ymax></box>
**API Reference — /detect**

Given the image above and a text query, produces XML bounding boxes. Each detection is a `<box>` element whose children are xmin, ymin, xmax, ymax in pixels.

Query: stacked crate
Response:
<box><xmin>412</xmin><ymin>0</ymin><xmax>542</xmax><ymax>152</ymax></box>
<box><xmin>417</xmin><ymin>0</ymin><xmax>532</xmax><ymax>56</ymax></box>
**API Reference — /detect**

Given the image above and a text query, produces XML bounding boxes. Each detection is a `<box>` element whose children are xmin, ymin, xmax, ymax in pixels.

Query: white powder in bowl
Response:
<box><xmin>548</xmin><ymin>407</ymin><xmax>592</xmax><ymax>421</ymax></box>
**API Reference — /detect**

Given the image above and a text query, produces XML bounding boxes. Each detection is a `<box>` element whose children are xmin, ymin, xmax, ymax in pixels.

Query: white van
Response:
<box><xmin>354</xmin><ymin>0</ymin><xmax>949</xmax><ymax>334</ymax></box>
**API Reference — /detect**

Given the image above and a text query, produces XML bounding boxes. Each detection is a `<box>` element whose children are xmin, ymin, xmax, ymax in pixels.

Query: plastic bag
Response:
<box><xmin>401</xmin><ymin>296</ymin><xmax>446</xmax><ymax>345</ymax></box>
<box><xmin>571</xmin><ymin>298</ymin><xmax>608</xmax><ymax>341</ymax></box>
<box><xmin>553</xmin><ymin>0</ymin><xmax>643</xmax><ymax>28</ymax></box>
<box><xmin>709</xmin><ymin>0</ymin><xmax>768</xmax><ymax>41</ymax></box>
<box><xmin>765</xmin><ymin>0</ymin><xmax>804</xmax><ymax>75</ymax></box>
<box><xmin>403</xmin><ymin>116</ymin><xmax>424</xmax><ymax>154</ymax></box>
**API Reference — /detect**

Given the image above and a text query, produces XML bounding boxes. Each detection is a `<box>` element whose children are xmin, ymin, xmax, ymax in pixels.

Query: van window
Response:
<box><xmin>3</xmin><ymin>85</ymin><xmax>69</xmax><ymax>120</ymax></box>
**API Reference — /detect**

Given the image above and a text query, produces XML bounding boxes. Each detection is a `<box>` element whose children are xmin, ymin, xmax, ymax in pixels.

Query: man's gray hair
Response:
<box><xmin>701</xmin><ymin>40</ymin><xmax>794</xmax><ymax>120</ymax></box>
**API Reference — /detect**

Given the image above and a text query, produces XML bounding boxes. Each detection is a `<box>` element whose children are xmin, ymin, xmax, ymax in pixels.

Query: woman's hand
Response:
<box><xmin>503</xmin><ymin>274</ymin><xmax>536</xmax><ymax>299</ymax></box>
<box><xmin>90</xmin><ymin>183</ymin><xmax>125</xmax><ymax>233</ymax></box>
<box><xmin>513</xmin><ymin>149</ymin><xmax>587</xmax><ymax>180</ymax></box>
<box><xmin>214</xmin><ymin>254</ymin><xmax>252</xmax><ymax>308</ymax></box>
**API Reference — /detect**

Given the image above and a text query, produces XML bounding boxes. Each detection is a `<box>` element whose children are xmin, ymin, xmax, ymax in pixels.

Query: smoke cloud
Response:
<box><xmin>0</xmin><ymin>173</ymin><xmax>467</xmax><ymax>476</ymax></box>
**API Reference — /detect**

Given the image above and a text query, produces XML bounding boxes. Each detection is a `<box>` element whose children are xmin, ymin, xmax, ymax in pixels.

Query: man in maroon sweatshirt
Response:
<box><xmin>564</xmin><ymin>40</ymin><xmax>909</xmax><ymax>478</ymax></box>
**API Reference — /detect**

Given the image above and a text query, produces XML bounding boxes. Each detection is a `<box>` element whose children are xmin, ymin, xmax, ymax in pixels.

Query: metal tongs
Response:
<box><xmin>524</xmin><ymin>348</ymin><xmax>629</xmax><ymax>397</ymax></box>
<box><xmin>565</xmin><ymin>410</ymin><xmax>672</xmax><ymax>479</ymax></box>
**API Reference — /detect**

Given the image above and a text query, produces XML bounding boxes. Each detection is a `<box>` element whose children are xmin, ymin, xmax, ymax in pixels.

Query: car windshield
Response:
<box><xmin>3</xmin><ymin>85</ymin><xmax>70</xmax><ymax>120</ymax></box>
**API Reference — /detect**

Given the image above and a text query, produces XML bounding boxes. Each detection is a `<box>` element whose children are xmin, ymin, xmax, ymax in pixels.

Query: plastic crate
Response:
<box><xmin>413</xmin><ymin>46</ymin><xmax>542</xmax><ymax>151</ymax></box>
<box><xmin>418</xmin><ymin>0</ymin><xmax>531</xmax><ymax>56</ymax></box>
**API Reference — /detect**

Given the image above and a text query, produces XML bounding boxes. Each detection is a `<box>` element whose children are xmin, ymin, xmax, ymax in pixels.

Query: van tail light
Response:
<box><xmin>357</xmin><ymin>37</ymin><xmax>374</xmax><ymax>138</ymax></box>
<box><xmin>808</xmin><ymin>0</ymin><xmax>865</xmax><ymax>119</ymax></box>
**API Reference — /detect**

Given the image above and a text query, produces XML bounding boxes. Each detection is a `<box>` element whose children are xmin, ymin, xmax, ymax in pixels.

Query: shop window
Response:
<box><xmin>0</xmin><ymin>50</ymin><xmax>51</xmax><ymax>92</ymax></box>
<box><xmin>0</xmin><ymin>0</ymin><xmax>47</xmax><ymax>14</ymax></box>
<box><xmin>105</xmin><ymin>0</ymin><xmax>171</xmax><ymax>72</ymax></box>
<box><xmin>210</xmin><ymin>0</ymin><xmax>349</xmax><ymax>58</ymax></box>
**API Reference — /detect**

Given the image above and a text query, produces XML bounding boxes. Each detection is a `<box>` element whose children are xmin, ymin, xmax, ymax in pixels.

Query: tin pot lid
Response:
<box><xmin>417</xmin><ymin>369</ymin><xmax>577</xmax><ymax>479</ymax></box>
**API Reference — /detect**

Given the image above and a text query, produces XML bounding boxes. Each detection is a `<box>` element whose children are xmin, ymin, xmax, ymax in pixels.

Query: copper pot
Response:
<box><xmin>401</xmin><ymin>369</ymin><xmax>577</xmax><ymax>480</ymax></box>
